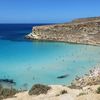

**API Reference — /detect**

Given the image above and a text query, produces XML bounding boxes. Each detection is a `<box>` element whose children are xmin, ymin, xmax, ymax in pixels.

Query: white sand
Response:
<box><xmin>4</xmin><ymin>85</ymin><xmax>100</xmax><ymax>100</ymax></box>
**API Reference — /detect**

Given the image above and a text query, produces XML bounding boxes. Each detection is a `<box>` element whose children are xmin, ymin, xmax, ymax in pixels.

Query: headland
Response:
<box><xmin>26</xmin><ymin>17</ymin><xmax>100</xmax><ymax>46</ymax></box>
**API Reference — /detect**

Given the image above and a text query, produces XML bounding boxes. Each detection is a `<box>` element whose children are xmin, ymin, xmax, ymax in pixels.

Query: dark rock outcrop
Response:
<box><xmin>0</xmin><ymin>79</ymin><xmax>16</xmax><ymax>85</ymax></box>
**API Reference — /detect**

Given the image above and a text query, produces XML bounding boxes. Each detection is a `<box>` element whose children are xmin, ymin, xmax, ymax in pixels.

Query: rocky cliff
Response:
<box><xmin>26</xmin><ymin>17</ymin><xmax>100</xmax><ymax>45</ymax></box>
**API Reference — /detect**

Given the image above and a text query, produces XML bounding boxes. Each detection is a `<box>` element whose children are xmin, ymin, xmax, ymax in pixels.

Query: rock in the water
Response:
<box><xmin>57</xmin><ymin>74</ymin><xmax>69</xmax><ymax>79</ymax></box>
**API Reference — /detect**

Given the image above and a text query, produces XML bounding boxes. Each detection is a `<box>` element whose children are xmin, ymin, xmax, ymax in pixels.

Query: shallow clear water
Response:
<box><xmin>0</xmin><ymin>24</ymin><xmax>100</xmax><ymax>90</ymax></box>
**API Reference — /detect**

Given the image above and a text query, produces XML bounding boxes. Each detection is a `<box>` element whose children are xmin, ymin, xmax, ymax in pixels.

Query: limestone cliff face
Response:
<box><xmin>26</xmin><ymin>17</ymin><xmax>100</xmax><ymax>45</ymax></box>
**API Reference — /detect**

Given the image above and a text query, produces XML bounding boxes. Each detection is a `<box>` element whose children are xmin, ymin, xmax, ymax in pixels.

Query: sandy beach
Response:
<box><xmin>4</xmin><ymin>85</ymin><xmax>100</xmax><ymax>100</ymax></box>
<box><xmin>3</xmin><ymin>67</ymin><xmax>100</xmax><ymax>100</ymax></box>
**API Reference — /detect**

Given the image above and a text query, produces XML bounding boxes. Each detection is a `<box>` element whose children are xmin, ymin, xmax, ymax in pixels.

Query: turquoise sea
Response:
<box><xmin>0</xmin><ymin>24</ymin><xmax>100</xmax><ymax>90</ymax></box>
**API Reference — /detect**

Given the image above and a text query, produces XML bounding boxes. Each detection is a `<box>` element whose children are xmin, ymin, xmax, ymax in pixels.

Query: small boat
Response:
<box><xmin>57</xmin><ymin>74</ymin><xmax>69</xmax><ymax>79</ymax></box>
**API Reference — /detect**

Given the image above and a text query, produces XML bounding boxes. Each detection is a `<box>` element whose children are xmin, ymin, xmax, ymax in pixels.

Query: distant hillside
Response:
<box><xmin>72</xmin><ymin>16</ymin><xmax>100</xmax><ymax>23</ymax></box>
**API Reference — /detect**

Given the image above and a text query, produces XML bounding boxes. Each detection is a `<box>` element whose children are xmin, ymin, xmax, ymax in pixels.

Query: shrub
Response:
<box><xmin>96</xmin><ymin>87</ymin><xmax>100</xmax><ymax>94</ymax></box>
<box><xmin>28</xmin><ymin>84</ymin><xmax>51</xmax><ymax>95</ymax></box>
<box><xmin>78</xmin><ymin>92</ymin><xmax>87</xmax><ymax>96</ymax></box>
<box><xmin>60</xmin><ymin>90</ymin><xmax>67</xmax><ymax>94</ymax></box>
<box><xmin>1</xmin><ymin>88</ymin><xmax>17</xmax><ymax>98</ymax></box>
<box><xmin>56</xmin><ymin>90</ymin><xmax>67</xmax><ymax>96</ymax></box>
<box><xmin>0</xmin><ymin>84</ymin><xmax>17</xmax><ymax>99</ymax></box>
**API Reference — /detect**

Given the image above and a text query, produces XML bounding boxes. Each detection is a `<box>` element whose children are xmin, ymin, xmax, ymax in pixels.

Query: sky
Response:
<box><xmin>0</xmin><ymin>0</ymin><xmax>100</xmax><ymax>23</ymax></box>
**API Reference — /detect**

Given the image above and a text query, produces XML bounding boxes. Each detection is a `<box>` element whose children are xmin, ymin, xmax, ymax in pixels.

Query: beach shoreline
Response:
<box><xmin>3</xmin><ymin>66</ymin><xmax>100</xmax><ymax>100</ymax></box>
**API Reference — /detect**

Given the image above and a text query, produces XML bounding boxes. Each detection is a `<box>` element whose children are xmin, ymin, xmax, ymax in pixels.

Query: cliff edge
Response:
<box><xmin>26</xmin><ymin>17</ymin><xmax>100</xmax><ymax>45</ymax></box>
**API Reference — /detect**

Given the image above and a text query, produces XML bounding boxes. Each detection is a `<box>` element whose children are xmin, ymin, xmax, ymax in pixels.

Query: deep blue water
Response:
<box><xmin>0</xmin><ymin>24</ymin><xmax>100</xmax><ymax>90</ymax></box>
<box><xmin>0</xmin><ymin>24</ymin><xmax>48</xmax><ymax>42</ymax></box>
